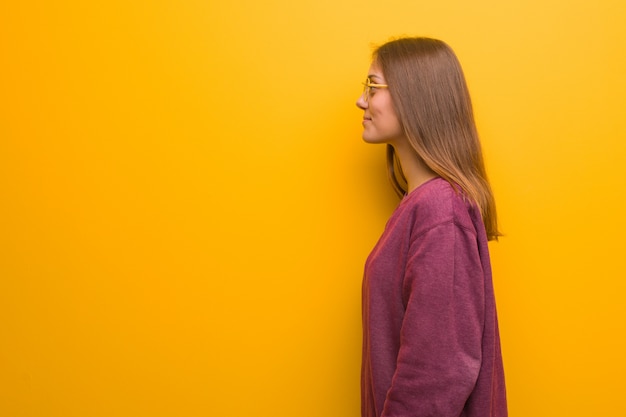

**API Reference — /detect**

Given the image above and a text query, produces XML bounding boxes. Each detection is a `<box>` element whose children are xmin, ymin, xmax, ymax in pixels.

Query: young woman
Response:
<box><xmin>356</xmin><ymin>37</ymin><xmax>507</xmax><ymax>417</ymax></box>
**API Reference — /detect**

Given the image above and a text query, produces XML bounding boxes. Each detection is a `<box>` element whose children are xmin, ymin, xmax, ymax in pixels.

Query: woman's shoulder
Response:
<box><xmin>401</xmin><ymin>177</ymin><xmax>475</xmax><ymax>234</ymax></box>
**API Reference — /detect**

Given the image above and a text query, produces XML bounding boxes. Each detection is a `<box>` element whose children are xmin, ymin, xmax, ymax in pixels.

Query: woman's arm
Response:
<box><xmin>381</xmin><ymin>221</ymin><xmax>485</xmax><ymax>417</ymax></box>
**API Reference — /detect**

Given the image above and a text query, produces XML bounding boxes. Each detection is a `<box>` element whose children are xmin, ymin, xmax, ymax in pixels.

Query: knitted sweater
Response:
<box><xmin>362</xmin><ymin>178</ymin><xmax>507</xmax><ymax>417</ymax></box>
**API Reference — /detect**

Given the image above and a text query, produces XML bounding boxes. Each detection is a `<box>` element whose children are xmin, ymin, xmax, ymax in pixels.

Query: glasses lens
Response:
<box><xmin>363</xmin><ymin>78</ymin><xmax>370</xmax><ymax>102</ymax></box>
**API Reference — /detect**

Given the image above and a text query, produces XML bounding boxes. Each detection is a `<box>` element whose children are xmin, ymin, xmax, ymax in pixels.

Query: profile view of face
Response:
<box><xmin>356</xmin><ymin>62</ymin><xmax>405</xmax><ymax>145</ymax></box>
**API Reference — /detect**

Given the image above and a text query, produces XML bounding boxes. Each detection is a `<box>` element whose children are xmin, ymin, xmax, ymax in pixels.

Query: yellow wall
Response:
<box><xmin>1</xmin><ymin>1</ymin><xmax>625</xmax><ymax>416</ymax></box>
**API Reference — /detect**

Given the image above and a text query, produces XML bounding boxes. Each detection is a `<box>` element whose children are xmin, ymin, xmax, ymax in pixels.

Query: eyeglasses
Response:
<box><xmin>362</xmin><ymin>77</ymin><xmax>388</xmax><ymax>102</ymax></box>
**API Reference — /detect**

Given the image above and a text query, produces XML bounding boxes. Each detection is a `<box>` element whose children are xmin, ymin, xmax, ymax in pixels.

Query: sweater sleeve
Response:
<box><xmin>381</xmin><ymin>220</ymin><xmax>485</xmax><ymax>417</ymax></box>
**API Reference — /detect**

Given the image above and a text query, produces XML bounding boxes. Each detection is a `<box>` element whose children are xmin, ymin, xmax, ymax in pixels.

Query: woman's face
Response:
<box><xmin>356</xmin><ymin>62</ymin><xmax>405</xmax><ymax>145</ymax></box>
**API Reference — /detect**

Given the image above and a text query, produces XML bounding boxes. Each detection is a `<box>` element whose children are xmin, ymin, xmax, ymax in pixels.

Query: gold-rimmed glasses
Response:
<box><xmin>362</xmin><ymin>77</ymin><xmax>388</xmax><ymax>102</ymax></box>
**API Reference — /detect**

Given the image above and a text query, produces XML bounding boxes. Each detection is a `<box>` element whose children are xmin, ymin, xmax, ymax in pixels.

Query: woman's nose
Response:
<box><xmin>356</xmin><ymin>94</ymin><xmax>368</xmax><ymax>110</ymax></box>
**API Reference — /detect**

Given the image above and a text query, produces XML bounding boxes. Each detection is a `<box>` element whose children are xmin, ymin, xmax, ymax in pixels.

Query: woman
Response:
<box><xmin>357</xmin><ymin>37</ymin><xmax>507</xmax><ymax>417</ymax></box>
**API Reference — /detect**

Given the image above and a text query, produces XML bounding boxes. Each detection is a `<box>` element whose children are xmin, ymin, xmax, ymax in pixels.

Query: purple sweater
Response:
<box><xmin>362</xmin><ymin>178</ymin><xmax>507</xmax><ymax>417</ymax></box>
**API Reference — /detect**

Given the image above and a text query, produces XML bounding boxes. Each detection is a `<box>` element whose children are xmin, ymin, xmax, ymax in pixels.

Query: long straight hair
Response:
<box><xmin>375</xmin><ymin>37</ymin><xmax>501</xmax><ymax>240</ymax></box>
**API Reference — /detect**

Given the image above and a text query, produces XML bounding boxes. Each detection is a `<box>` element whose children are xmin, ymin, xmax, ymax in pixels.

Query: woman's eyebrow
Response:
<box><xmin>368</xmin><ymin>74</ymin><xmax>384</xmax><ymax>82</ymax></box>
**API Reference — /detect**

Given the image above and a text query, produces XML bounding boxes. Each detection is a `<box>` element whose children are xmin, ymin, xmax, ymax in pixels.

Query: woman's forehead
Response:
<box><xmin>367</xmin><ymin>62</ymin><xmax>385</xmax><ymax>80</ymax></box>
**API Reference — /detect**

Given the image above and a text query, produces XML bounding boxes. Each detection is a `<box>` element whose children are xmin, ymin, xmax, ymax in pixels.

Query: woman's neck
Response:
<box><xmin>391</xmin><ymin>139</ymin><xmax>437</xmax><ymax>194</ymax></box>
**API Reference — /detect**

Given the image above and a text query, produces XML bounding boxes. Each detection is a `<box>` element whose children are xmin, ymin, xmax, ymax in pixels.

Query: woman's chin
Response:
<box><xmin>361</xmin><ymin>134</ymin><xmax>386</xmax><ymax>144</ymax></box>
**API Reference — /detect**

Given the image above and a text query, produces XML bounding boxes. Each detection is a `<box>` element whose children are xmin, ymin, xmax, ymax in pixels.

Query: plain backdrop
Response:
<box><xmin>1</xmin><ymin>0</ymin><xmax>625</xmax><ymax>416</ymax></box>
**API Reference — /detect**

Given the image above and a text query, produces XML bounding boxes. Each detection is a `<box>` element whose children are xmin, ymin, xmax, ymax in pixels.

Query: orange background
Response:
<box><xmin>1</xmin><ymin>1</ymin><xmax>625</xmax><ymax>416</ymax></box>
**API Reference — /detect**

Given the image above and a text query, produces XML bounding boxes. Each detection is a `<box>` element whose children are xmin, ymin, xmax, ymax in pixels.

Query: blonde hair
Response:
<box><xmin>375</xmin><ymin>37</ymin><xmax>501</xmax><ymax>240</ymax></box>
